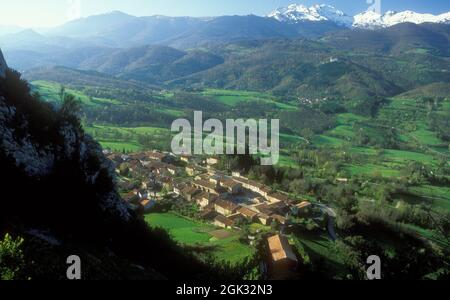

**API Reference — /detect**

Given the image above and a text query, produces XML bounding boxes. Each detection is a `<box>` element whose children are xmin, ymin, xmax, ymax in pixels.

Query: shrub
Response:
<box><xmin>0</xmin><ymin>234</ymin><xmax>25</xmax><ymax>280</ymax></box>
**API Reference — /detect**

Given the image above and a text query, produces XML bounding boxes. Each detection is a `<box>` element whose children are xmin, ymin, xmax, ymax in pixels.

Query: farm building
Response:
<box><xmin>167</xmin><ymin>165</ymin><xmax>177</xmax><ymax>175</ymax></box>
<box><xmin>146</xmin><ymin>151</ymin><xmax>169</xmax><ymax>161</ymax></box>
<box><xmin>233</xmin><ymin>176</ymin><xmax>270</xmax><ymax>197</ymax></box>
<box><xmin>267</xmin><ymin>235</ymin><xmax>298</xmax><ymax>280</ymax></box>
<box><xmin>271</xmin><ymin>214</ymin><xmax>287</xmax><ymax>225</ymax></box>
<box><xmin>186</xmin><ymin>165</ymin><xmax>203</xmax><ymax>176</ymax></box>
<box><xmin>237</xmin><ymin>206</ymin><xmax>259</xmax><ymax>222</ymax></box>
<box><xmin>181</xmin><ymin>186</ymin><xmax>201</xmax><ymax>201</ymax></box>
<box><xmin>214</xmin><ymin>199</ymin><xmax>239</xmax><ymax>216</ymax></box>
<box><xmin>207</xmin><ymin>157</ymin><xmax>220</xmax><ymax>165</ymax></box>
<box><xmin>257</xmin><ymin>213</ymin><xmax>273</xmax><ymax>226</ymax></box>
<box><xmin>193</xmin><ymin>179</ymin><xmax>221</xmax><ymax>195</ymax></box>
<box><xmin>122</xmin><ymin>191</ymin><xmax>140</xmax><ymax>205</ymax></box>
<box><xmin>220</xmin><ymin>178</ymin><xmax>242</xmax><ymax>194</ymax></box>
<box><xmin>266</xmin><ymin>192</ymin><xmax>291</xmax><ymax>204</ymax></box>
<box><xmin>140</xmin><ymin>199</ymin><xmax>156</xmax><ymax>212</ymax></box>
<box><xmin>296</xmin><ymin>201</ymin><xmax>312</xmax><ymax>210</ymax></box>
<box><xmin>195</xmin><ymin>192</ymin><xmax>217</xmax><ymax>209</ymax></box>
<box><xmin>214</xmin><ymin>214</ymin><xmax>235</xmax><ymax>229</ymax></box>
<box><xmin>180</xmin><ymin>154</ymin><xmax>191</xmax><ymax>163</ymax></box>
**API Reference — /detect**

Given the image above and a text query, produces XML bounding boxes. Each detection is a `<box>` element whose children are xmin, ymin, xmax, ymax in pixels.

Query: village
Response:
<box><xmin>106</xmin><ymin>149</ymin><xmax>331</xmax><ymax>279</ymax></box>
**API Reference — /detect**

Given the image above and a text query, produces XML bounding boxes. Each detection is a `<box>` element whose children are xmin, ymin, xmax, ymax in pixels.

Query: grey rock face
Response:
<box><xmin>0</xmin><ymin>48</ymin><xmax>7</xmax><ymax>79</ymax></box>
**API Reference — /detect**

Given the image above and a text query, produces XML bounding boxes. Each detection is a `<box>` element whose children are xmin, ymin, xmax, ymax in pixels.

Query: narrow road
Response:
<box><xmin>314</xmin><ymin>203</ymin><xmax>338</xmax><ymax>241</ymax></box>
<box><xmin>327</xmin><ymin>217</ymin><xmax>338</xmax><ymax>241</ymax></box>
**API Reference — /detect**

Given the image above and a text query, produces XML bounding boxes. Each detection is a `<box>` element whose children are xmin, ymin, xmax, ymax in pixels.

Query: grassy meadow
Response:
<box><xmin>32</xmin><ymin>79</ymin><xmax>450</xmax><ymax>250</ymax></box>
<box><xmin>145</xmin><ymin>213</ymin><xmax>255</xmax><ymax>265</ymax></box>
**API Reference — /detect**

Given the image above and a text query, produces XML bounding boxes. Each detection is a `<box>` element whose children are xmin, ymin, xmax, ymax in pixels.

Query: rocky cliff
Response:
<box><xmin>0</xmin><ymin>49</ymin><xmax>7</xmax><ymax>78</ymax></box>
<box><xmin>0</xmin><ymin>50</ymin><xmax>221</xmax><ymax>280</ymax></box>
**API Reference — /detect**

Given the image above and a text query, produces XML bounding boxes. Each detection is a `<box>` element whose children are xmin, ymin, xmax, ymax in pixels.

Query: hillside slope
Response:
<box><xmin>0</xmin><ymin>50</ymin><xmax>232</xmax><ymax>280</ymax></box>
<box><xmin>80</xmin><ymin>45</ymin><xmax>225</xmax><ymax>83</ymax></box>
<box><xmin>323</xmin><ymin>23</ymin><xmax>450</xmax><ymax>55</ymax></box>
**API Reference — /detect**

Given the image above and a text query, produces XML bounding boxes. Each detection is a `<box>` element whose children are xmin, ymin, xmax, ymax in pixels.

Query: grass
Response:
<box><xmin>291</xmin><ymin>232</ymin><xmax>347</xmax><ymax>278</ymax></box>
<box><xmin>410</xmin><ymin>127</ymin><xmax>444</xmax><ymax>147</ymax></box>
<box><xmin>280</xmin><ymin>133</ymin><xmax>309</xmax><ymax>144</ymax></box>
<box><xmin>249</xmin><ymin>223</ymin><xmax>271</xmax><ymax>234</ymax></box>
<box><xmin>32</xmin><ymin>80</ymin><xmax>121</xmax><ymax>106</ymax></box>
<box><xmin>99</xmin><ymin>141</ymin><xmax>143</xmax><ymax>152</ymax></box>
<box><xmin>403</xmin><ymin>224</ymin><xmax>450</xmax><ymax>248</ymax></box>
<box><xmin>406</xmin><ymin>48</ymin><xmax>430</xmax><ymax>54</ymax></box>
<box><xmin>345</xmin><ymin>164</ymin><xmax>401</xmax><ymax>178</ymax></box>
<box><xmin>210</xmin><ymin>235</ymin><xmax>256</xmax><ymax>264</ymax></box>
<box><xmin>202</xmin><ymin>88</ymin><xmax>298</xmax><ymax>110</ymax></box>
<box><xmin>441</xmin><ymin>101</ymin><xmax>450</xmax><ymax>110</ymax></box>
<box><xmin>85</xmin><ymin>124</ymin><xmax>172</xmax><ymax>152</ymax></box>
<box><xmin>408</xmin><ymin>185</ymin><xmax>450</xmax><ymax>211</ymax></box>
<box><xmin>313</xmin><ymin>135</ymin><xmax>346</xmax><ymax>147</ymax></box>
<box><xmin>336</xmin><ymin>113</ymin><xmax>369</xmax><ymax>124</ymax></box>
<box><xmin>383</xmin><ymin>149</ymin><xmax>438</xmax><ymax>165</ymax></box>
<box><xmin>145</xmin><ymin>213</ymin><xmax>213</xmax><ymax>244</ymax></box>
<box><xmin>155</xmin><ymin>107</ymin><xmax>185</xmax><ymax>117</ymax></box>
<box><xmin>327</xmin><ymin>125</ymin><xmax>356</xmax><ymax>139</ymax></box>
<box><xmin>277</xmin><ymin>153</ymin><xmax>299</xmax><ymax>168</ymax></box>
<box><xmin>145</xmin><ymin>213</ymin><xmax>255</xmax><ymax>265</ymax></box>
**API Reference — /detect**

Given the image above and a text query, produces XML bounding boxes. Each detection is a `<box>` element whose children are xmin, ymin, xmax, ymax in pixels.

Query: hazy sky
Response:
<box><xmin>1</xmin><ymin>0</ymin><xmax>449</xmax><ymax>28</ymax></box>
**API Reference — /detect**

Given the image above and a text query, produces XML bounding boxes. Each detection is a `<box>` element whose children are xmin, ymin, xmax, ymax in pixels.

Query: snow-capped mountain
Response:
<box><xmin>268</xmin><ymin>4</ymin><xmax>450</xmax><ymax>29</ymax></box>
<box><xmin>354</xmin><ymin>10</ymin><xmax>450</xmax><ymax>29</ymax></box>
<box><xmin>269</xmin><ymin>4</ymin><xmax>353</xmax><ymax>27</ymax></box>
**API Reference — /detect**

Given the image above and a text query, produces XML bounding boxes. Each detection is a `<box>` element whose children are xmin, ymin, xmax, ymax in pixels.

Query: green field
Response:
<box><xmin>35</xmin><ymin>78</ymin><xmax>449</xmax><ymax>218</ymax></box>
<box><xmin>408</xmin><ymin>185</ymin><xmax>450</xmax><ymax>211</ymax></box>
<box><xmin>145</xmin><ymin>213</ymin><xmax>255</xmax><ymax>264</ymax></box>
<box><xmin>99</xmin><ymin>141</ymin><xmax>143</xmax><ymax>152</ymax></box>
<box><xmin>146</xmin><ymin>212</ymin><xmax>213</xmax><ymax>244</ymax></box>
<box><xmin>202</xmin><ymin>88</ymin><xmax>298</xmax><ymax>110</ymax></box>
<box><xmin>345</xmin><ymin>164</ymin><xmax>402</xmax><ymax>177</ymax></box>
<box><xmin>32</xmin><ymin>80</ymin><xmax>121</xmax><ymax>106</ymax></box>
<box><xmin>313</xmin><ymin>135</ymin><xmax>346</xmax><ymax>147</ymax></box>
<box><xmin>85</xmin><ymin>124</ymin><xmax>172</xmax><ymax>152</ymax></box>
<box><xmin>383</xmin><ymin>149</ymin><xmax>439</xmax><ymax>165</ymax></box>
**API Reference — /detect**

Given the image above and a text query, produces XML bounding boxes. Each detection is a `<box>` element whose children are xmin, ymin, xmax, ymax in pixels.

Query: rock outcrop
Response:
<box><xmin>0</xmin><ymin>52</ymin><xmax>222</xmax><ymax>280</ymax></box>
<box><xmin>0</xmin><ymin>48</ymin><xmax>7</xmax><ymax>78</ymax></box>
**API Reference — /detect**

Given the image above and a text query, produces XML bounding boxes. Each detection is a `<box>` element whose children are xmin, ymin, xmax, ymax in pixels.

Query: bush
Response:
<box><xmin>0</xmin><ymin>234</ymin><xmax>25</xmax><ymax>280</ymax></box>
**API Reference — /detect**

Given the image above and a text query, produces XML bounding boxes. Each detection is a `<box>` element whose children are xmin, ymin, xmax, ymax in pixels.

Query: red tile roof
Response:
<box><xmin>237</xmin><ymin>206</ymin><xmax>259</xmax><ymax>218</ymax></box>
<box><xmin>215</xmin><ymin>199</ymin><xmax>238</xmax><ymax>212</ymax></box>
<box><xmin>268</xmin><ymin>235</ymin><xmax>297</xmax><ymax>263</ymax></box>
<box><xmin>214</xmin><ymin>214</ymin><xmax>234</xmax><ymax>227</ymax></box>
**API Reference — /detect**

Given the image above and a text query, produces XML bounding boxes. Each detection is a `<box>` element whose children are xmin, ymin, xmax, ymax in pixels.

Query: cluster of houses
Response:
<box><xmin>107</xmin><ymin>151</ymin><xmax>179</xmax><ymax>213</ymax></box>
<box><xmin>107</xmin><ymin>150</ymin><xmax>313</xmax><ymax>229</ymax></box>
<box><xmin>174</xmin><ymin>168</ymin><xmax>313</xmax><ymax>230</ymax></box>
<box><xmin>107</xmin><ymin>149</ymin><xmax>313</xmax><ymax>278</ymax></box>
<box><xmin>298</xmin><ymin>96</ymin><xmax>330</xmax><ymax>106</ymax></box>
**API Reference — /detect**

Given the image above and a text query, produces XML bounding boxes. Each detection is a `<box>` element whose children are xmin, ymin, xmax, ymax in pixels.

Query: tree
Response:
<box><xmin>59</xmin><ymin>85</ymin><xmax>66</xmax><ymax>102</ymax></box>
<box><xmin>59</xmin><ymin>94</ymin><xmax>82</xmax><ymax>129</ymax></box>
<box><xmin>60</xmin><ymin>94</ymin><xmax>82</xmax><ymax>117</ymax></box>
<box><xmin>0</xmin><ymin>234</ymin><xmax>25</xmax><ymax>280</ymax></box>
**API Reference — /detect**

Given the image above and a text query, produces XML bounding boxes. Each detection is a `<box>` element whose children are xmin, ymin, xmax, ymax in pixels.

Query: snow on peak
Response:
<box><xmin>269</xmin><ymin>3</ymin><xmax>450</xmax><ymax>29</ymax></box>
<box><xmin>268</xmin><ymin>4</ymin><xmax>353</xmax><ymax>26</ymax></box>
<box><xmin>354</xmin><ymin>10</ymin><xmax>450</xmax><ymax>29</ymax></box>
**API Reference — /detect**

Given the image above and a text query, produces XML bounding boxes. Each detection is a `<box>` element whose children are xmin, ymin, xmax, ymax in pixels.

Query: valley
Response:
<box><xmin>1</xmin><ymin>2</ymin><xmax>449</xmax><ymax>280</ymax></box>
<box><xmin>28</xmin><ymin>72</ymin><xmax>450</xmax><ymax>278</ymax></box>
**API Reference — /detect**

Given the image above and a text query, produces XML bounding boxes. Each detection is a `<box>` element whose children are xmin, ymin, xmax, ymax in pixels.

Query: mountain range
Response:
<box><xmin>22</xmin><ymin>21</ymin><xmax>450</xmax><ymax>103</ymax></box>
<box><xmin>1</xmin><ymin>3</ymin><xmax>449</xmax><ymax>53</ymax></box>
<box><xmin>269</xmin><ymin>4</ymin><xmax>450</xmax><ymax>29</ymax></box>
<box><xmin>0</xmin><ymin>3</ymin><xmax>449</xmax><ymax>102</ymax></box>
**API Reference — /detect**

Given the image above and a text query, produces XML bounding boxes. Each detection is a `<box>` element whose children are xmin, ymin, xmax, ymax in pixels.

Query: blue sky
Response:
<box><xmin>1</xmin><ymin>0</ymin><xmax>449</xmax><ymax>28</ymax></box>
